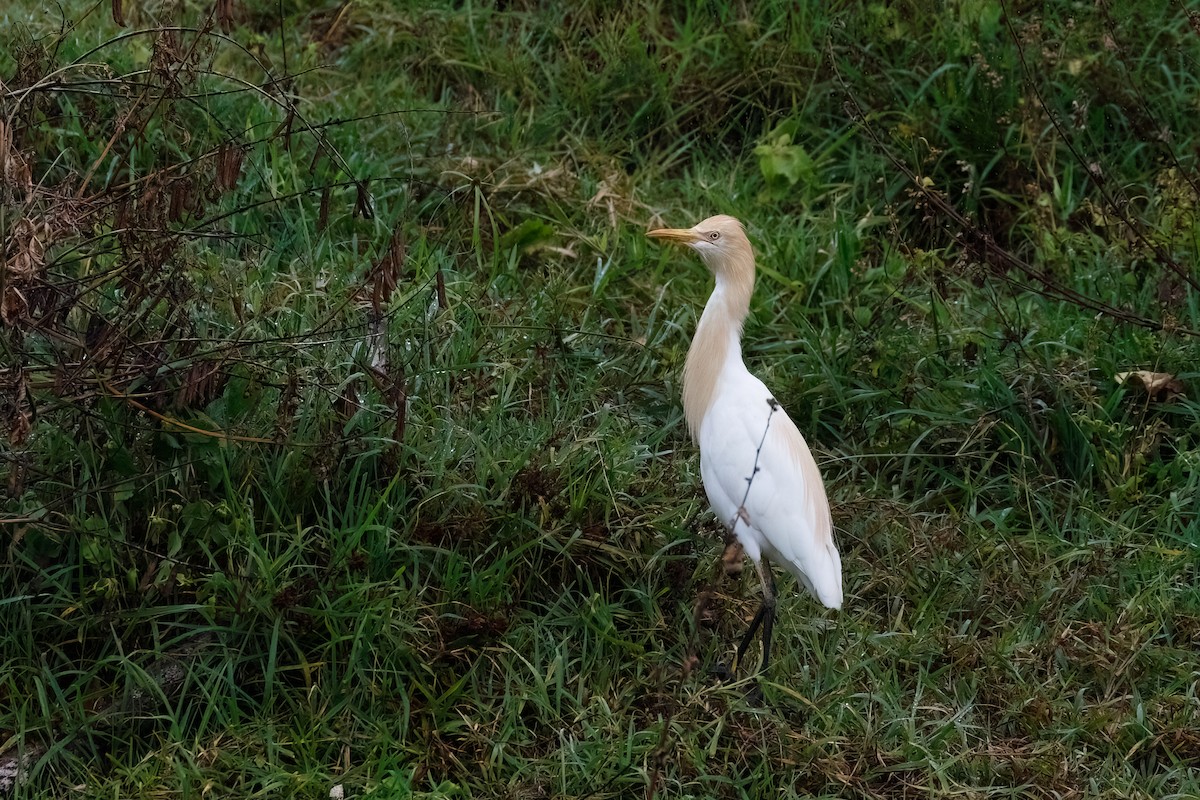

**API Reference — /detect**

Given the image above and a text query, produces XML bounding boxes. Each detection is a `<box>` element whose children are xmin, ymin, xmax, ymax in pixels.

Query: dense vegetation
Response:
<box><xmin>2</xmin><ymin>1</ymin><xmax>1198</xmax><ymax>797</ymax></box>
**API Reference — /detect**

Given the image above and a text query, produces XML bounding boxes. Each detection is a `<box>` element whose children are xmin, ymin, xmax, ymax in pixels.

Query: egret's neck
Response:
<box><xmin>682</xmin><ymin>269</ymin><xmax>754</xmax><ymax>441</ymax></box>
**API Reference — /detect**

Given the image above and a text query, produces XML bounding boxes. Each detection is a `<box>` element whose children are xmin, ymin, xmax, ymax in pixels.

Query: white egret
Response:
<box><xmin>647</xmin><ymin>214</ymin><xmax>842</xmax><ymax>678</ymax></box>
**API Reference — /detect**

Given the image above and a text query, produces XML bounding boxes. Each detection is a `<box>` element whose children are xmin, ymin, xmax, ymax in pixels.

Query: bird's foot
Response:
<box><xmin>709</xmin><ymin>663</ymin><xmax>766</xmax><ymax>705</ymax></box>
<box><xmin>708</xmin><ymin>661</ymin><xmax>768</xmax><ymax>705</ymax></box>
<box><xmin>742</xmin><ymin>681</ymin><xmax>765</xmax><ymax>706</ymax></box>
<box><xmin>709</xmin><ymin>661</ymin><xmax>733</xmax><ymax>682</ymax></box>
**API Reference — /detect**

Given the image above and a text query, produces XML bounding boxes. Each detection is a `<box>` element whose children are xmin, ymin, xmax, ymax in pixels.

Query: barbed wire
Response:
<box><xmin>729</xmin><ymin>397</ymin><xmax>780</xmax><ymax>535</ymax></box>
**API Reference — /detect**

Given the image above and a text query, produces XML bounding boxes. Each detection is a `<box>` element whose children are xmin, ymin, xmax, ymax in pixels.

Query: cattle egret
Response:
<box><xmin>647</xmin><ymin>214</ymin><xmax>842</xmax><ymax>680</ymax></box>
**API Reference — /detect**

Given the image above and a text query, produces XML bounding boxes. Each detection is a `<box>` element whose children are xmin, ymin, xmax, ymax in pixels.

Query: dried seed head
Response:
<box><xmin>216</xmin><ymin>0</ymin><xmax>236</xmax><ymax>33</ymax></box>
<box><xmin>4</xmin><ymin>217</ymin><xmax>47</xmax><ymax>283</ymax></box>
<box><xmin>354</xmin><ymin>179</ymin><xmax>373</xmax><ymax>219</ymax></box>
<box><xmin>318</xmin><ymin>185</ymin><xmax>331</xmax><ymax>230</ymax></box>
<box><xmin>0</xmin><ymin>122</ymin><xmax>32</xmax><ymax>201</ymax></box>
<box><xmin>1</xmin><ymin>286</ymin><xmax>28</xmax><ymax>326</ymax></box>
<box><xmin>215</xmin><ymin>143</ymin><xmax>244</xmax><ymax>193</ymax></box>
<box><xmin>169</xmin><ymin>177</ymin><xmax>190</xmax><ymax>221</ymax></box>
<box><xmin>8</xmin><ymin>372</ymin><xmax>32</xmax><ymax>447</ymax></box>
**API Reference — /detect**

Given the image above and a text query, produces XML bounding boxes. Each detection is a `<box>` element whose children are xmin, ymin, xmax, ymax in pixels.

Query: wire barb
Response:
<box><xmin>730</xmin><ymin>397</ymin><xmax>780</xmax><ymax>533</ymax></box>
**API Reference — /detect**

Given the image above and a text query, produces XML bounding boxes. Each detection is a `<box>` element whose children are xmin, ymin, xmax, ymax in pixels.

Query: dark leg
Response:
<box><xmin>734</xmin><ymin>602</ymin><xmax>769</xmax><ymax>670</ymax></box>
<box><xmin>732</xmin><ymin>560</ymin><xmax>778</xmax><ymax>676</ymax></box>
<box><xmin>759</xmin><ymin>590</ymin><xmax>776</xmax><ymax>673</ymax></box>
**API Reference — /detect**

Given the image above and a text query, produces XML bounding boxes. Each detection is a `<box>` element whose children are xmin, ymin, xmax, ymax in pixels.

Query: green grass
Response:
<box><xmin>2</xmin><ymin>0</ymin><xmax>1200</xmax><ymax>797</ymax></box>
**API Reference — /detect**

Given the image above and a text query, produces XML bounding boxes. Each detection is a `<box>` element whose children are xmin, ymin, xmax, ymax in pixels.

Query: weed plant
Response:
<box><xmin>2</xmin><ymin>1</ymin><xmax>1199</xmax><ymax>798</ymax></box>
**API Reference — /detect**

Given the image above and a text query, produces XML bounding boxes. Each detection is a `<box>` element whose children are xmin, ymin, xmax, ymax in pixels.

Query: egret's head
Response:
<box><xmin>646</xmin><ymin>215</ymin><xmax>754</xmax><ymax>279</ymax></box>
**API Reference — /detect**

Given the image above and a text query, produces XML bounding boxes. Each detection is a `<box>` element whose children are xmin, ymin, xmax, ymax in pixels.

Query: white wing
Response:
<box><xmin>698</xmin><ymin>373</ymin><xmax>842</xmax><ymax>609</ymax></box>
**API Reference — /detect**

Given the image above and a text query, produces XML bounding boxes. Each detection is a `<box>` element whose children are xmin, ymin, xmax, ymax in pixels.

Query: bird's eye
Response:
<box><xmin>708</xmin><ymin>231</ymin><xmax>721</xmax><ymax>241</ymax></box>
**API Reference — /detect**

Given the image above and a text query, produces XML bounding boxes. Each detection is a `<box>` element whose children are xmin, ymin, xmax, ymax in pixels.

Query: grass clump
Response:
<box><xmin>2</xmin><ymin>1</ymin><xmax>1200</xmax><ymax>798</ymax></box>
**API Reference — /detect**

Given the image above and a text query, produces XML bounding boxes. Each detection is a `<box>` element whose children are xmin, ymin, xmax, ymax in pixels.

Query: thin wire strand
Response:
<box><xmin>729</xmin><ymin>397</ymin><xmax>780</xmax><ymax>534</ymax></box>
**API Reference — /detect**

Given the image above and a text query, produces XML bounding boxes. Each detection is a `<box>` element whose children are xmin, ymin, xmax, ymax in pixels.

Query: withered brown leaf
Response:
<box><xmin>1116</xmin><ymin>370</ymin><xmax>1186</xmax><ymax>402</ymax></box>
